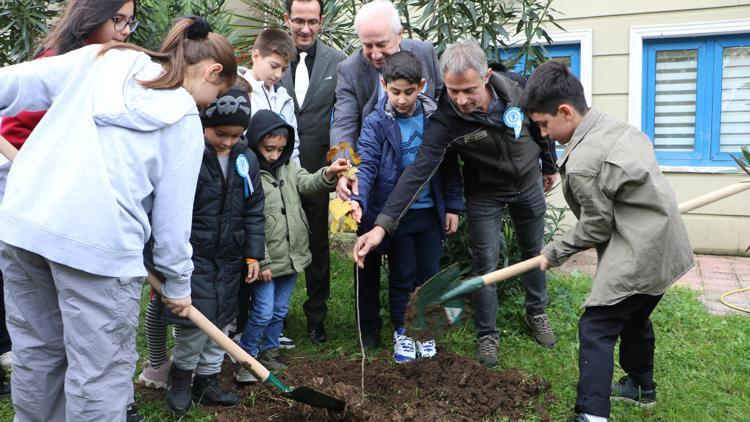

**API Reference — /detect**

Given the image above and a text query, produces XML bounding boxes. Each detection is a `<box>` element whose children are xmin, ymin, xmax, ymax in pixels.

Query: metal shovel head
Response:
<box><xmin>405</xmin><ymin>263</ymin><xmax>472</xmax><ymax>341</ymax></box>
<box><xmin>290</xmin><ymin>386</ymin><xmax>346</xmax><ymax>411</ymax></box>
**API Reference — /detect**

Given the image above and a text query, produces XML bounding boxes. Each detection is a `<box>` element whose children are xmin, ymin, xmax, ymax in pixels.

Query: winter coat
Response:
<box><xmin>543</xmin><ymin>108</ymin><xmax>694</xmax><ymax>307</ymax></box>
<box><xmin>352</xmin><ymin>94</ymin><xmax>464</xmax><ymax>242</ymax></box>
<box><xmin>249</xmin><ymin>110</ymin><xmax>336</xmax><ymax>277</ymax></box>
<box><xmin>164</xmin><ymin>140</ymin><xmax>265</xmax><ymax>327</ymax></box>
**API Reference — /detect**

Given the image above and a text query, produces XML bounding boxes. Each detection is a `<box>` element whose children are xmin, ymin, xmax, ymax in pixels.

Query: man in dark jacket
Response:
<box><xmin>351</xmin><ymin>39</ymin><xmax>558</xmax><ymax>368</ymax></box>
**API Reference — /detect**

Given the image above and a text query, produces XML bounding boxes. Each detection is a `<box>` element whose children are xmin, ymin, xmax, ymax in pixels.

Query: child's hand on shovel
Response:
<box><xmin>539</xmin><ymin>251</ymin><xmax>551</xmax><ymax>271</ymax></box>
<box><xmin>162</xmin><ymin>295</ymin><xmax>192</xmax><ymax>318</ymax></box>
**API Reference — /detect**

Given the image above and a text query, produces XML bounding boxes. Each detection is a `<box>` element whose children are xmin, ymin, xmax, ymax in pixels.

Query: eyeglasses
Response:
<box><xmin>290</xmin><ymin>18</ymin><xmax>321</xmax><ymax>27</ymax></box>
<box><xmin>112</xmin><ymin>16</ymin><xmax>139</xmax><ymax>32</ymax></box>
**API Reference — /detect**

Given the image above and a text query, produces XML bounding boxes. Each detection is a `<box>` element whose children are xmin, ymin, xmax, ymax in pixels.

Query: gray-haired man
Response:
<box><xmin>352</xmin><ymin>39</ymin><xmax>558</xmax><ymax>367</ymax></box>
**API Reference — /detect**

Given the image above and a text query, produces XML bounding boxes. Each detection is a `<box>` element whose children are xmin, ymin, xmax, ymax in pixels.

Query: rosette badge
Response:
<box><xmin>503</xmin><ymin>106</ymin><xmax>523</xmax><ymax>140</ymax></box>
<box><xmin>235</xmin><ymin>154</ymin><xmax>254</xmax><ymax>198</ymax></box>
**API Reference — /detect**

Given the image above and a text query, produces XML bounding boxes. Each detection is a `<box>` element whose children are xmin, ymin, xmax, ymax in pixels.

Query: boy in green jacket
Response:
<box><xmin>234</xmin><ymin>110</ymin><xmax>348</xmax><ymax>383</ymax></box>
<box><xmin>520</xmin><ymin>61</ymin><xmax>694</xmax><ymax>422</ymax></box>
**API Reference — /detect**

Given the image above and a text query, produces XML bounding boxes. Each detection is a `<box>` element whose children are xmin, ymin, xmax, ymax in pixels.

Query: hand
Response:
<box><xmin>258</xmin><ymin>269</ymin><xmax>273</xmax><ymax>282</ymax></box>
<box><xmin>352</xmin><ymin>226</ymin><xmax>386</xmax><ymax>269</ymax></box>
<box><xmin>350</xmin><ymin>200</ymin><xmax>362</xmax><ymax>223</ymax></box>
<box><xmin>543</xmin><ymin>174</ymin><xmax>558</xmax><ymax>192</ymax></box>
<box><xmin>336</xmin><ymin>175</ymin><xmax>358</xmax><ymax>201</ymax></box>
<box><xmin>325</xmin><ymin>158</ymin><xmax>349</xmax><ymax>180</ymax></box>
<box><xmin>161</xmin><ymin>295</ymin><xmax>192</xmax><ymax>318</ymax></box>
<box><xmin>445</xmin><ymin>213</ymin><xmax>459</xmax><ymax>235</ymax></box>
<box><xmin>245</xmin><ymin>261</ymin><xmax>259</xmax><ymax>283</ymax></box>
<box><xmin>539</xmin><ymin>251</ymin><xmax>550</xmax><ymax>271</ymax></box>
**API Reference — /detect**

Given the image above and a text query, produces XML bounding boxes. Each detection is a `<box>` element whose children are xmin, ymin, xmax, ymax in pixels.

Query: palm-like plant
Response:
<box><xmin>0</xmin><ymin>0</ymin><xmax>64</xmax><ymax>65</ymax></box>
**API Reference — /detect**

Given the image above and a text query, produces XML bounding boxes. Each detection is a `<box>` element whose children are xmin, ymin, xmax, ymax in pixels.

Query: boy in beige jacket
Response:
<box><xmin>520</xmin><ymin>61</ymin><xmax>694</xmax><ymax>422</ymax></box>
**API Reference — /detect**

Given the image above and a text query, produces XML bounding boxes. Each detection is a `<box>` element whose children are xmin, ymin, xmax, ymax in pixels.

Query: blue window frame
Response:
<box><xmin>496</xmin><ymin>44</ymin><xmax>581</xmax><ymax>79</ymax></box>
<box><xmin>643</xmin><ymin>34</ymin><xmax>750</xmax><ymax>166</ymax></box>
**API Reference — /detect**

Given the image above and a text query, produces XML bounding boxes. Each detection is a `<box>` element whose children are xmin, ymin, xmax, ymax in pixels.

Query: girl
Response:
<box><xmin>0</xmin><ymin>16</ymin><xmax>236</xmax><ymax>421</ymax></box>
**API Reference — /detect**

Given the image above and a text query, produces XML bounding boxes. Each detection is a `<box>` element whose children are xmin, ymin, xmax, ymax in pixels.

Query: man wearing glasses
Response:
<box><xmin>279</xmin><ymin>0</ymin><xmax>346</xmax><ymax>345</ymax></box>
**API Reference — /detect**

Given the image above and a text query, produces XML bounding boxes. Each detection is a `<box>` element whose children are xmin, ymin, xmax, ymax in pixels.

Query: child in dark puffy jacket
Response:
<box><xmin>350</xmin><ymin>51</ymin><xmax>464</xmax><ymax>363</ymax></box>
<box><xmin>140</xmin><ymin>85</ymin><xmax>266</xmax><ymax>416</ymax></box>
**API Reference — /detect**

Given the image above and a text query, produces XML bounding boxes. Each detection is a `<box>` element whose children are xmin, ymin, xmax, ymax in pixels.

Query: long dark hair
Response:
<box><xmin>99</xmin><ymin>16</ymin><xmax>237</xmax><ymax>90</ymax></box>
<box><xmin>36</xmin><ymin>0</ymin><xmax>137</xmax><ymax>57</ymax></box>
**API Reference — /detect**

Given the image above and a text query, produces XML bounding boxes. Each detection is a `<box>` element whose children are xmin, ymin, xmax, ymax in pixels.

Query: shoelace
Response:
<box><xmin>478</xmin><ymin>337</ymin><xmax>497</xmax><ymax>354</ymax></box>
<box><xmin>396</xmin><ymin>335</ymin><xmax>415</xmax><ymax>352</ymax></box>
<box><xmin>419</xmin><ymin>340</ymin><xmax>436</xmax><ymax>352</ymax></box>
<box><xmin>531</xmin><ymin>314</ymin><xmax>552</xmax><ymax>334</ymax></box>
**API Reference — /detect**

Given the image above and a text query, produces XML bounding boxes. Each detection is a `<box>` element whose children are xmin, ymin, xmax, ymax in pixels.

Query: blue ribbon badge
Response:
<box><xmin>235</xmin><ymin>154</ymin><xmax>254</xmax><ymax>198</ymax></box>
<box><xmin>503</xmin><ymin>106</ymin><xmax>523</xmax><ymax>140</ymax></box>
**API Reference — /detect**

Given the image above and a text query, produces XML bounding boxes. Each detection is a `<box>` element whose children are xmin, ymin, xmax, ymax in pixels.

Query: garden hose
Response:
<box><xmin>720</xmin><ymin>287</ymin><xmax>750</xmax><ymax>313</ymax></box>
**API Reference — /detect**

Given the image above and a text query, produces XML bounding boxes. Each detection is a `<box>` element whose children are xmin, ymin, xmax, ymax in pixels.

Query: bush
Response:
<box><xmin>0</xmin><ymin>0</ymin><xmax>64</xmax><ymax>65</ymax></box>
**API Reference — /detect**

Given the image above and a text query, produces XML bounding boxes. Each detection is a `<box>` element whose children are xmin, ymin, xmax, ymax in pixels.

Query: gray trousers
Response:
<box><xmin>465</xmin><ymin>180</ymin><xmax>548</xmax><ymax>339</ymax></box>
<box><xmin>172</xmin><ymin>324</ymin><xmax>229</xmax><ymax>376</ymax></box>
<box><xmin>0</xmin><ymin>243</ymin><xmax>141</xmax><ymax>422</ymax></box>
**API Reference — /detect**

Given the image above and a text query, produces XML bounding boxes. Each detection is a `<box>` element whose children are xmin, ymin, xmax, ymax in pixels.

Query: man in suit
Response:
<box><xmin>280</xmin><ymin>0</ymin><xmax>346</xmax><ymax>344</ymax></box>
<box><xmin>330</xmin><ymin>0</ymin><xmax>443</xmax><ymax>170</ymax></box>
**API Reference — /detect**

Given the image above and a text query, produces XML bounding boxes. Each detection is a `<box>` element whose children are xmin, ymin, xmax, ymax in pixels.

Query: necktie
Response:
<box><xmin>295</xmin><ymin>52</ymin><xmax>309</xmax><ymax>106</ymax></box>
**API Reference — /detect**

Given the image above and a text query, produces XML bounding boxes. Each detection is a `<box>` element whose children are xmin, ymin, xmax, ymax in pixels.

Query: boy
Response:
<box><xmin>234</xmin><ymin>110</ymin><xmax>348</xmax><ymax>383</ymax></box>
<box><xmin>520</xmin><ymin>61</ymin><xmax>694</xmax><ymax>422</ymax></box>
<box><xmin>350</xmin><ymin>51</ymin><xmax>463</xmax><ymax>362</ymax></box>
<box><xmin>240</xmin><ymin>28</ymin><xmax>300</xmax><ymax>164</ymax></box>
<box><xmin>159</xmin><ymin>85</ymin><xmax>266</xmax><ymax>416</ymax></box>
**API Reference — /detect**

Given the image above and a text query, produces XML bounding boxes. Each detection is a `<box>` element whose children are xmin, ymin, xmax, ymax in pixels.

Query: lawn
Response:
<box><xmin>0</xmin><ymin>252</ymin><xmax>748</xmax><ymax>420</ymax></box>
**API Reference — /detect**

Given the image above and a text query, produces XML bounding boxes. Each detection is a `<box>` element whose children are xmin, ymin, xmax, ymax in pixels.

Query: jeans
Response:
<box><xmin>465</xmin><ymin>180</ymin><xmax>548</xmax><ymax>338</ymax></box>
<box><xmin>239</xmin><ymin>273</ymin><xmax>297</xmax><ymax>357</ymax></box>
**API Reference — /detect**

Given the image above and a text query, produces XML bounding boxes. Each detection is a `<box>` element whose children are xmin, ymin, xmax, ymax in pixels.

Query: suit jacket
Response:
<box><xmin>330</xmin><ymin>38</ymin><xmax>443</xmax><ymax>149</ymax></box>
<box><xmin>280</xmin><ymin>40</ymin><xmax>346</xmax><ymax>172</ymax></box>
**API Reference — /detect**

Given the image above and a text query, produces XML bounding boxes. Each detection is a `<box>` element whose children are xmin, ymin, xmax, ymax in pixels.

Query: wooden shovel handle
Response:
<box><xmin>145</xmin><ymin>273</ymin><xmax>271</xmax><ymax>381</ymax></box>
<box><xmin>480</xmin><ymin>178</ymin><xmax>750</xmax><ymax>288</ymax></box>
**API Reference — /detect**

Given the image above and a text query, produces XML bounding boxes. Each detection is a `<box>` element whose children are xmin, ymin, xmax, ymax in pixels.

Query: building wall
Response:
<box><xmin>544</xmin><ymin>0</ymin><xmax>750</xmax><ymax>255</ymax></box>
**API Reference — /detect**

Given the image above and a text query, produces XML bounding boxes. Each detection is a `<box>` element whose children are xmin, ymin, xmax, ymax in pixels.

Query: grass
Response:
<box><xmin>0</xmin><ymin>254</ymin><xmax>748</xmax><ymax>420</ymax></box>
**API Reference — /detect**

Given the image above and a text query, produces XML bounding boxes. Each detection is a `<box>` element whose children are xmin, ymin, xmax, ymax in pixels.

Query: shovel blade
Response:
<box><xmin>405</xmin><ymin>263</ymin><xmax>472</xmax><ymax>340</ymax></box>
<box><xmin>289</xmin><ymin>386</ymin><xmax>346</xmax><ymax>411</ymax></box>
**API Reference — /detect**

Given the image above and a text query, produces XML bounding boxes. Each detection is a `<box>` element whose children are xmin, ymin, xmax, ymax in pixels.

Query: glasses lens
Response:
<box><xmin>129</xmin><ymin>19</ymin><xmax>139</xmax><ymax>32</ymax></box>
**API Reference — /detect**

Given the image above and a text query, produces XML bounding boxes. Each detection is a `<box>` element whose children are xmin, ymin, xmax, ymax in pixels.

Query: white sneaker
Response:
<box><xmin>137</xmin><ymin>359</ymin><xmax>171</xmax><ymax>390</ymax></box>
<box><xmin>416</xmin><ymin>339</ymin><xmax>437</xmax><ymax>359</ymax></box>
<box><xmin>392</xmin><ymin>328</ymin><xmax>416</xmax><ymax>363</ymax></box>
<box><xmin>0</xmin><ymin>352</ymin><xmax>11</xmax><ymax>371</ymax></box>
<box><xmin>279</xmin><ymin>333</ymin><xmax>295</xmax><ymax>349</ymax></box>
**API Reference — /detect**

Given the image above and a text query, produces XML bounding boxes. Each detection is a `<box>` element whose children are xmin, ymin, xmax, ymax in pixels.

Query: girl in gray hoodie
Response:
<box><xmin>0</xmin><ymin>16</ymin><xmax>236</xmax><ymax>421</ymax></box>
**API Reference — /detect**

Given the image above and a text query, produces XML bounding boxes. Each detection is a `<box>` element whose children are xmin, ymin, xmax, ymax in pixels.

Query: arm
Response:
<box><xmin>542</xmin><ymin>170</ymin><xmax>617</xmax><ymax>267</ymax></box>
<box><xmin>439</xmin><ymin>148</ymin><xmax>464</xmax><ymax>213</ymax></box>
<box><xmin>0</xmin><ymin>46</ymin><xmax>95</xmax><ymax>116</ymax></box>
<box><xmin>294</xmin><ymin>162</ymin><xmax>338</xmax><ymax>197</ymax></box>
<box><xmin>349</xmin><ymin>113</ymin><xmax>384</xmax><ymax>215</ymax></box>
<box><xmin>150</xmin><ymin>117</ymin><xmax>204</xmax><ymax>300</ymax></box>
<box><xmin>329</xmin><ymin>61</ymin><xmax>360</xmax><ymax>148</ymax></box>
<box><xmin>243</xmin><ymin>150</ymin><xmax>266</xmax><ymax>262</ymax></box>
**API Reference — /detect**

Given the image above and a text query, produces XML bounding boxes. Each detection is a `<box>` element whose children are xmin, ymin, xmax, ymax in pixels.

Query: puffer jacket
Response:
<box><xmin>164</xmin><ymin>140</ymin><xmax>265</xmax><ymax>327</ymax></box>
<box><xmin>249</xmin><ymin>110</ymin><xmax>336</xmax><ymax>277</ymax></box>
<box><xmin>352</xmin><ymin>94</ymin><xmax>464</xmax><ymax>242</ymax></box>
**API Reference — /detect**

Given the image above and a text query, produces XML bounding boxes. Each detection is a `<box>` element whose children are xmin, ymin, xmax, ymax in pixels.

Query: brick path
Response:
<box><xmin>558</xmin><ymin>250</ymin><xmax>750</xmax><ymax>316</ymax></box>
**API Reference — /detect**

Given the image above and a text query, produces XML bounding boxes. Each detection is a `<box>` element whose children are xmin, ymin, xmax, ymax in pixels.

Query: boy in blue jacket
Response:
<box><xmin>350</xmin><ymin>51</ymin><xmax>464</xmax><ymax>362</ymax></box>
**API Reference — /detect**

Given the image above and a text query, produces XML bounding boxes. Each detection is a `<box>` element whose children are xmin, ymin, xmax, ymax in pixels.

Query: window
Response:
<box><xmin>642</xmin><ymin>34</ymin><xmax>750</xmax><ymax>166</ymax></box>
<box><xmin>498</xmin><ymin>44</ymin><xmax>582</xmax><ymax>80</ymax></box>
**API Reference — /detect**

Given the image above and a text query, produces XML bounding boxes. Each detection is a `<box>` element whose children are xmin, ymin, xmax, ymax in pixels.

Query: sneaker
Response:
<box><xmin>279</xmin><ymin>333</ymin><xmax>296</xmax><ymax>349</ymax></box>
<box><xmin>234</xmin><ymin>363</ymin><xmax>258</xmax><ymax>385</ymax></box>
<box><xmin>307</xmin><ymin>323</ymin><xmax>327</xmax><ymax>344</ymax></box>
<box><xmin>192</xmin><ymin>373</ymin><xmax>239</xmax><ymax>407</ymax></box>
<box><xmin>126</xmin><ymin>403</ymin><xmax>144</xmax><ymax>422</ymax></box>
<box><xmin>138</xmin><ymin>359</ymin><xmax>171</xmax><ymax>390</ymax></box>
<box><xmin>524</xmin><ymin>313</ymin><xmax>556</xmax><ymax>348</ymax></box>
<box><xmin>166</xmin><ymin>366</ymin><xmax>194</xmax><ymax>416</ymax></box>
<box><xmin>475</xmin><ymin>335</ymin><xmax>499</xmax><ymax>368</ymax></box>
<box><xmin>392</xmin><ymin>328</ymin><xmax>416</xmax><ymax>363</ymax></box>
<box><xmin>416</xmin><ymin>339</ymin><xmax>437</xmax><ymax>359</ymax></box>
<box><xmin>258</xmin><ymin>348</ymin><xmax>287</xmax><ymax>371</ymax></box>
<box><xmin>611</xmin><ymin>375</ymin><xmax>656</xmax><ymax>407</ymax></box>
<box><xmin>0</xmin><ymin>352</ymin><xmax>11</xmax><ymax>371</ymax></box>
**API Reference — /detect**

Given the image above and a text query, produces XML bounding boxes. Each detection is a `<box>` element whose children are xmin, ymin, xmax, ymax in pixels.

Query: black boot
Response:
<box><xmin>166</xmin><ymin>366</ymin><xmax>193</xmax><ymax>416</ymax></box>
<box><xmin>0</xmin><ymin>366</ymin><xmax>10</xmax><ymax>398</ymax></box>
<box><xmin>192</xmin><ymin>373</ymin><xmax>239</xmax><ymax>407</ymax></box>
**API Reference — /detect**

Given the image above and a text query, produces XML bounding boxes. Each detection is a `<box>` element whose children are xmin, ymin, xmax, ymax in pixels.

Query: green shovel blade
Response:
<box><xmin>405</xmin><ymin>263</ymin><xmax>472</xmax><ymax>340</ymax></box>
<box><xmin>260</xmin><ymin>371</ymin><xmax>346</xmax><ymax>411</ymax></box>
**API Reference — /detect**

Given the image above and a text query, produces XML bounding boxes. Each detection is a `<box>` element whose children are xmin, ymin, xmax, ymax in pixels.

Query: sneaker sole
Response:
<box><xmin>137</xmin><ymin>376</ymin><xmax>167</xmax><ymax>390</ymax></box>
<box><xmin>279</xmin><ymin>344</ymin><xmax>296</xmax><ymax>349</ymax></box>
<box><xmin>193</xmin><ymin>395</ymin><xmax>239</xmax><ymax>408</ymax></box>
<box><xmin>611</xmin><ymin>396</ymin><xmax>656</xmax><ymax>407</ymax></box>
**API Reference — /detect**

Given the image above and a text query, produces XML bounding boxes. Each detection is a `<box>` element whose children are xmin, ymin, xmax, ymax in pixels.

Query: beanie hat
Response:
<box><xmin>200</xmin><ymin>85</ymin><xmax>251</xmax><ymax>128</ymax></box>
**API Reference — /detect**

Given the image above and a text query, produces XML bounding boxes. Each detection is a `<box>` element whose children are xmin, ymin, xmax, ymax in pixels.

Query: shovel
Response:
<box><xmin>405</xmin><ymin>178</ymin><xmax>750</xmax><ymax>340</ymax></box>
<box><xmin>146</xmin><ymin>273</ymin><xmax>346</xmax><ymax>412</ymax></box>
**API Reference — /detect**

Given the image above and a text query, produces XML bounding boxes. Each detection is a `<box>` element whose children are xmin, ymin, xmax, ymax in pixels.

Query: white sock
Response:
<box><xmin>583</xmin><ymin>414</ymin><xmax>607</xmax><ymax>422</ymax></box>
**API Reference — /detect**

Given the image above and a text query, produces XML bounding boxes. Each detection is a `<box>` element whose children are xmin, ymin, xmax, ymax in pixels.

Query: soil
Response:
<box><xmin>136</xmin><ymin>349</ymin><xmax>552</xmax><ymax>421</ymax></box>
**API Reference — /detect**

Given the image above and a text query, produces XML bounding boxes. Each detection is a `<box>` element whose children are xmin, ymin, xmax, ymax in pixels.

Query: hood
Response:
<box><xmin>378</xmin><ymin>92</ymin><xmax>438</xmax><ymax>120</ymax></box>
<box><xmin>248</xmin><ymin>109</ymin><xmax>295</xmax><ymax>172</ymax></box>
<box><xmin>91</xmin><ymin>47</ymin><xmax>198</xmax><ymax>131</ymax></box>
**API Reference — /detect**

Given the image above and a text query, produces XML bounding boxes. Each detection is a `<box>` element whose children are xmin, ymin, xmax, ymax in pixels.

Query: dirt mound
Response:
<box><xmin>137</xmin><ymin>349</ymin><xmax>552</xmax><ymax>421</ymax></box>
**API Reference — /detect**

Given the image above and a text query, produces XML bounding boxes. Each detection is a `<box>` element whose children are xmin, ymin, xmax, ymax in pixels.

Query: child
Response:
<box><xmin>0</xmin><ymin>16</ymin><xmax>236</xmax><ymax>421</ymax></box>
<box><xmin>520</xmin><ymin>61</ymin><xmax>694</xmax><ymax>422</ymax></box>
<box><xmin>350</xmin><ymin>51</ymin><xmax>463</xmax><ymax>362</ymax></box>
<box><xmin>152</xmin><ymin>85</ymin><xmax>264</xmax><ymax>416</ymax></box>
<box><xmin>239</xmin><ymin>28</ymin><xmax>300</xmax><ymax>163</ymax></box>
<box><xmin>233</xmin><ymin>110</ymin><xmax>348</xmax><ymax>383</ymax></box>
